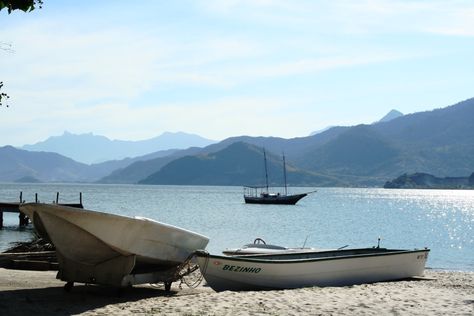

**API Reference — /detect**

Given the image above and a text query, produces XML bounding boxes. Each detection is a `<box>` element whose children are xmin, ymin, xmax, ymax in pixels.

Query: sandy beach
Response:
<box><xmin>0</xmin><ymin>268</ymin><xmax>472</xmax><ymax>315</ymax></box>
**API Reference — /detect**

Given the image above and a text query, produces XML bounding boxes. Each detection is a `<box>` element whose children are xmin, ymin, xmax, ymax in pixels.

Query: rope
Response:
<box><xmin>148</xmin><ymin>251</ymin><xmax>209</xmax><ymax>290</ymax></box>
<box><xmin>175</xmin><ymin>251</ymin><xmax>206</xmax><ymax>289</ymax></box>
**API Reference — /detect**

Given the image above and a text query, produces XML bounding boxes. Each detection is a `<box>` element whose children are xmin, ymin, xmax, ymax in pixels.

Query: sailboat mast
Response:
<box><xmin>263</xmin><ymin>149</ymin><xmax>269</xmax><ymax>193</ymax></box>
<box><xmin>283</xmin><ymin>153</ymin><xmax>288</xmax><ymax>195</ymax></box>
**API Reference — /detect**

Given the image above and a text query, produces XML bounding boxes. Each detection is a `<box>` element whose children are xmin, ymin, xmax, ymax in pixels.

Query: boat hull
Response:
<box><xmin>20</xmin><ymin>203</ymin><xmax>209</xmax><ymax>286</ymax></box>
<box><xmin>244</xmin><ymin>193</ymin><xmax>307</xmax><ymax>205</ymax></box>
<box><xmin>196</xmin><ymin>248</ymin><xmax>429</xmax><ymax>291</ymax></box>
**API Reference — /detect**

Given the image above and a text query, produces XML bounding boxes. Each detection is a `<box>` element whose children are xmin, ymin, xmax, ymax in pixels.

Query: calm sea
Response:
<box><xmin>0</xmin><ymin>183</ymin><xmax>473</xmax><ymax>271</ymax></box>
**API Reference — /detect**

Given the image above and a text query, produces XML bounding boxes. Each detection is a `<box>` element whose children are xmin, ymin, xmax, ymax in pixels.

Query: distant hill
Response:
<box><xmin>377</xmin><ymin>109</ymin><xmax>403</xmax><ymax>123</ymax></box>
<box><xmin>105</xmin><ymin>98</ymin><xmax>474</xmax><ymax>187</ymax></box>
<box><xmin>0</xmin><ymin>146</ymin><xmax>90</xmax><ymax>182</ymax></box>
<box><xmin>200</xmin><ymin>126</ymin><xmax>350</xmax><ymax>162</ymax></box>
<box><xmin>309</xmin><ymin>126</ymin><xmax>334</xmax><ymax>136</ymax></box>
<box><xmin>4</xmin><ymin>98</ymin><xmax>473</xmax><ymax>187</ymax></box>
<box><xmin>98</xmin><ymin>147</ymin><xmax>203</xmax><ymax>184</ymax></box>
<box><xmin>295</xmin><ymin>125</ymin><xmax>401</xmax><ymax>185</ymax></box>
<box><xmin>384</xmin><ymin>172</ymin><xmax>474</xmax><ymax>189</ymax></box>
<box><xmin>0</xmin><ymin>145</ymin><xmax>187</xmax><ymax>183</ymax></box>
<box><xmin>21</xmin><ymin>131</ymin><xmax>216</xmax><ymax>164</ymax></box>
<box><xmin>293</xmin><ymin>98</ymin><xmax>474</xmax><ymax>185</ymax></box>
<box><xmin>98</xmin><ymin>127</ymin><xmax>350</xmax><ymax>185</ymax></box>
<box><xmin>14</xmin><ymin>175</ymin><xmax>42</xmax><ymax>183</ymax></box>
<box><xmin>139</xmin><ymin>142</ymin><xmax>345</xmax><ymax>186</ymax></box>
<box><xmin>87</xmin><ymin>148</ymin><xmax>179</xmax><ymax>182</ymax></box>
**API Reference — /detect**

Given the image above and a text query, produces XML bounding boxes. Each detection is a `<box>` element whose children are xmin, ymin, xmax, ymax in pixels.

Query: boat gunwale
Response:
<box><xmin>196</xmin><ymin>248</ymin><xmax>430</xmax><ymax>264</ymax></box>
<box><xmin>20</xmin><ymin>202</ymin><xmax>210</xmax><ymax>241</ymax></box>
<box><xmin>243</xmin><ymin>193</ymin><xmax>308</xmax><ymax>198</ymax></box>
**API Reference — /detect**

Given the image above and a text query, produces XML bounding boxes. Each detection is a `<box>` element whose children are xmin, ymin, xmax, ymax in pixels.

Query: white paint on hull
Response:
<box><xmin>197</xmin><ymin>249</ymin><xmax>429</xmax><ymax>291</ymax></box>
<box><xmin>21</xmin><ymin>203</ymin><xmax>209</xmax><ymax>266</ymax></box>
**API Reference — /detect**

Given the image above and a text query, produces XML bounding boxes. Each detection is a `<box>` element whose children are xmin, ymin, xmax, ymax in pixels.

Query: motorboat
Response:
<box><xmin>196</xmin><ymin>246</ymin><xmax>430</xmax><ymax>291</ymax></box>
<box><xmin>20</xmin><ymin>203</ymin><xmax>209</xmax><ymax>290</ymax></box>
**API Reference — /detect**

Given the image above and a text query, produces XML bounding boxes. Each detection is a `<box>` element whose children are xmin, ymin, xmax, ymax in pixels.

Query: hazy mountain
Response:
<box><xmin>98</xmin><ymin>147</ymin><xmax>203</xmax><ymax>184</ymax></box>
<box><xmin>21</xmin><ymin>131</ymin><xmax>216</xmax><ymax>164</ymax></box>
<box><xmin>310</xmin><ymin>109</ymin><xmax>402</xmax><ymax>136</ymax></box>
<box><xmin>4</xmin><ymin>98</ymin><xmax>473</xmax><ymax>187</ymax></box>
<box><xmin>133</xmin><ymin>97</ymin><xmax>474</xmax><ymax>187</ymax></box>
<box><xmin>377</xmin><ymin>109</ymin><xmax>403</xmax><ymax>123</ymax></box>
<box><xmin>294</xmin><ymin>97</ymin><xmax>474</xmax><ymax>184</ymax></box>
<box><xmin>139</xmin><ymin>142</ymin><xmax>345</xmax><ymax>186</ymax></box>
<box><xmin>0</xmin><ymin>146</ymin><xmax>90</xmax><ymax>182</ymax></box>
<box><xmin>199</xmin><ymin>126</ymin><xmax>350</xmax><ymax>162</ymax></box>
<box><xmin>0</xmin><ymin>145</ymin><xmax>190</xmax><ymax>183</ymax></box>
<box><xmin>98</xmin><ymin>127</ymin><xmax>350</xmax><ymax>185</ymax></box>
<box><xmin>309</xmin><ymin>126</ymin><xmax>334</xmax><ymax>136</ymax></box>
<box><xmin>14</xmin><ymin>175</ymin><xmax>42</xmax><ymax>183</ymax></box>
<box><xmin>87</xmin><ymin>148</ymin><xmax>179</xmax><ymax>181</ymax></box>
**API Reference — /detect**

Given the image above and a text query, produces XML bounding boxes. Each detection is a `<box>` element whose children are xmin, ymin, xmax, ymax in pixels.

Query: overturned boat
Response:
<box><xmin>196</xmin><ymin>247</ymin><xmax>429</xmax><ymax>291</ymax></box>
<box><xmin>20</xmin><ymin>203</ymin><xmax>209</xmax><ymax>290</ymax></box>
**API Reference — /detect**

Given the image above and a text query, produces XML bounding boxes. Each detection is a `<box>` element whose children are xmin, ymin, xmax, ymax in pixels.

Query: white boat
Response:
<box><xmin>20</xmin><ymin>203</ymin><xmax>209</xmax><ymax>290</ymax></box>
<box><xmin>196</xmin><ymin>247</ymin><xmax>430</xmax><ymax>291</ymax></box>
<box><xmin>222</xmin><ymin>238</ymin><xmax>327</xmax><ymax>255</ymax></box>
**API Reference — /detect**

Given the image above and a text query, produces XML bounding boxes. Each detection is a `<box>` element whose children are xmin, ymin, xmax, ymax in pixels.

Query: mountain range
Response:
<box><xmin>139</xmin><ymin>142</ymin><xmax>345</xmax><ymax>187</ymax></box>
<box><xmin>2</xmin><ymin>98</ymin><xmax>473</xmax><ymax>186</ymax></box>
<box><xmin>22</xmin><ymin>131</ymin><xmax>216</xmax><ymax>164</ymax></box>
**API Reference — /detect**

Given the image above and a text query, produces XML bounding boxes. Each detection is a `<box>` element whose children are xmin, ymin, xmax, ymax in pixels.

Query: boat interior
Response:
<box><xmin>227</xmin><ymin>247</ymin><xmax>428</xmax><ymax>261</ymax></box>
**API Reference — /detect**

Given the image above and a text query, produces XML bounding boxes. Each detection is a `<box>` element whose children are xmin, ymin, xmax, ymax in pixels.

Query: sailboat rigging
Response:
<box><xmin>243</xmin><ymin>149</ymin><xmax>313</xmax><ymax>205</ymax></box>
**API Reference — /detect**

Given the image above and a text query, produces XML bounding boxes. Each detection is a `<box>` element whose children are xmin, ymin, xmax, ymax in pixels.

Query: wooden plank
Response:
<box><xmin>0</xmin><ymin>202</ymin><xmax>21</xmax><ymax>213</ymax></box>
<box><xmin>0</xmin><ymin>251</ymin><xmax>58</xmax><ymax>270</ymax></box>
<box><xmin>10</xmin><ymin>260</ymin><xmax>59</xmax><ymax>271</ymax></box>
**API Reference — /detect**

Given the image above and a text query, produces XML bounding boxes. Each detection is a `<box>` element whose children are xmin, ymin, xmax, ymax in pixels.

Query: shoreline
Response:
<box><xmin>0</xmin><ymin>268</ymin><xmax>472</xmax><ymax>315</ymax></box>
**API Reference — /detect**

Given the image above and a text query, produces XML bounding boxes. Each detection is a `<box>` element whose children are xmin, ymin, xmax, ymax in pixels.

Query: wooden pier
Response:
<box><xmin>0</xmin><ymin>192</ymin><xmax>83</xmax><ymax>229</ymax></box>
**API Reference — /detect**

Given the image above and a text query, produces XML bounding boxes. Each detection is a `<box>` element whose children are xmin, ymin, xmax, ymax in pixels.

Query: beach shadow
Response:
<box><xmin>0</xmin><ymin>284</ymin><xmax>177</xmax><ymax>316</ymax></box>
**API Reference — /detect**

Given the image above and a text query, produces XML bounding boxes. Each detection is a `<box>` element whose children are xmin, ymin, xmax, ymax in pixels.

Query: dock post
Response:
<box><xmin>35</xmin><ymin>193</ymin><xmax>38</xmax><ymax>203</ymax></box>
<box><xmin>56</xmin><ymin>192</ymin><xmax>59</xmax><ymax>204</ymax></box>
<box><xmin>0</xmin><ymin>211</ymin><xmax>3</xmax><ymax>229</ymax></box>
<box><xmin>80</xmin><ymin>192</ymin><xmax>83</xmax><ymax>206</ymax></box>
<box><xmin>19</xmin><ymin>211</ymin><xmax>28</xmax><ymax>227</ymax></box>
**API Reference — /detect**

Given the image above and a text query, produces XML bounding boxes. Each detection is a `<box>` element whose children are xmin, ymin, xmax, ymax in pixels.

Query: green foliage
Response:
<box><xmin>0</xmin><ymin>0</ymin><xmax>42</xmax><ymax>13</ymax></box>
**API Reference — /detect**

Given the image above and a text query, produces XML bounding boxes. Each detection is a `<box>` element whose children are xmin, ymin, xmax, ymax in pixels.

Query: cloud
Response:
<box><xmin>200</xmin><ymin>0</ymin><xmax>474</xmax><ymax>37</ymax></box>
<box><xmin>1</xmin><ymin>1</ymin><xmax>473</xmax><ymax>146</ymax></box>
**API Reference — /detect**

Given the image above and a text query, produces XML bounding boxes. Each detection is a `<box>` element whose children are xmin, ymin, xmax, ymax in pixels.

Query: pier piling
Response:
<box><xmin>0</xmin><ymin>192</ymin><xmax>83</xmax><ymax>229</ymax></box>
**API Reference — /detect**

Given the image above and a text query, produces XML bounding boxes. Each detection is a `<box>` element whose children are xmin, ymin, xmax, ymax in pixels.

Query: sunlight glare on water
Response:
<box><xmin>0</xmin><ymin>184</ymin><xmax>472</xmax><ymax>271</ymax></box>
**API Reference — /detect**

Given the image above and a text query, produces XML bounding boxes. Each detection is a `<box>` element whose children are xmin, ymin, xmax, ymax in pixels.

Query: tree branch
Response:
<box><xmin>0</xmin><ymin>0</ymin><xmax>43</xmax><ymax>13</ymax></box>
<box><xmin>0</xmin><ymin>82</ymin><xmax>10</xmax><ymax>107</ymax></box>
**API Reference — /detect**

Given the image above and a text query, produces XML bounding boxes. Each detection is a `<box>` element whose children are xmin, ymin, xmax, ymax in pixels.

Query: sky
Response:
<box><xmin>1</xmin><ymin>0</ymin><xmax>474</xmax><ymax>146</ymax></box>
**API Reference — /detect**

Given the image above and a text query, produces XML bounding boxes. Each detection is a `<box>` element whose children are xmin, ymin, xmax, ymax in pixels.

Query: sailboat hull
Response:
<box><xmin>244</xmin><ymin>193</ymin><xmax>307</xmax><ymax>205</ymax></box>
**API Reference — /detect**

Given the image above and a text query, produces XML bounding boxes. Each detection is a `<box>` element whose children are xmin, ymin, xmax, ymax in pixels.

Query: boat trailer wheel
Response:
<box><xmin>254</xmin><ymin>238</ymin><xmax>266</xmax><ymax>245</ymax></box>
<box><xmin>64</xmin><ymin>281</ymin><xmax>74</xmax><ymax>292</ymax></box>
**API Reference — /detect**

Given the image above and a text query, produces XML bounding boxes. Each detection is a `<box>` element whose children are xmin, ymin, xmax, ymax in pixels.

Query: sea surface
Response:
<box><xmin>0</xmin><ymin>183</ymin><xmax>473</xmax><ymax>271</ymax></box>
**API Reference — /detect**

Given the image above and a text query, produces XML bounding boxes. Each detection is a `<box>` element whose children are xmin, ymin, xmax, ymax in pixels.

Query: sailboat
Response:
<box><xmin>243</xmin><ymin>149</ymin><xmax>313</xmax><ymax>205</ymax></box>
